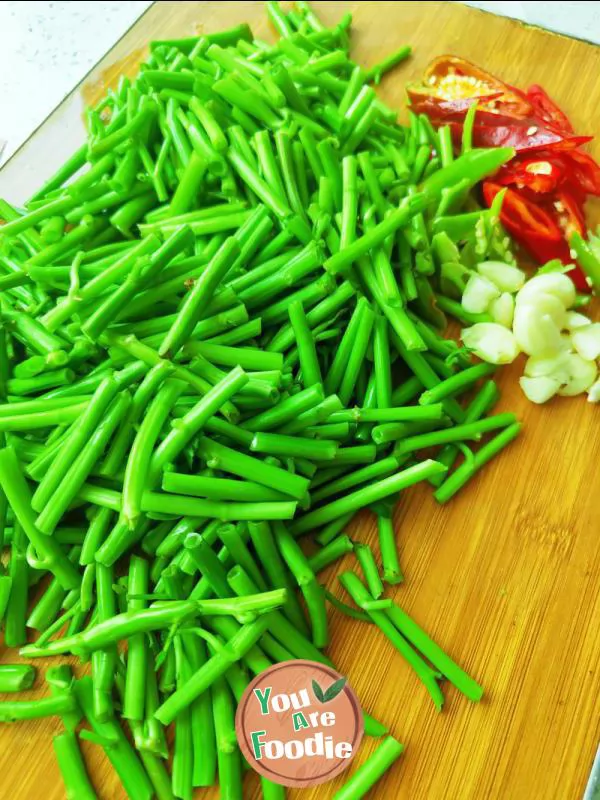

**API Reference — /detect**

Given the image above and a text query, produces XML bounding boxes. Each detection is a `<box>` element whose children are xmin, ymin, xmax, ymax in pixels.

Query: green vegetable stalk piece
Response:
<box><xmin>365</xmin><ymin>45</ymin><xmax>411</xmax><ymax>84</ymax></box>
<box><xmin>0</xmin><ymin>694</ymin><xmax>78</xmax><ymax>722</ymax></box>
<box><xmin>172</xmin><ymin>637</ymin><xmax>194</xmax><ymax>800</ymax></box>
<box><xmin>159</xmin><ymin>236</ymin><xmax>241</xmax><ymax>357</ymax></box>
<box><xmin>35</xmin><ymin>392</ymin><xmax>131</xmax><ymax>535</ymax></box>
<box><xmin>92</xmin><ymin>562</ymin><xmax>118</xmax><ymax>722</ymax></box>
<box><xmin>288</xmin><ymin>300</ymin><xmax>322</xmax><ymax>388</ymax></box>
<box><xmin>333</xmin><ymin>736</ymin><xmax>404</xmax><ymax>799</ymax></box>
<box><xmin>354</xmin><ymin>543</ymin><xmax>384</xmax><ymax>599</ymax></box>
<box><xmin>378</xmin><ymin>514</ymin><xmax>403</xmax><ymax>586</ymax></box>
<box><xmin>46</xmin><ymin>665</ymin><xmax>83</xmax><ymax>732</ymax></box>
<box><xmin>419</xmin><ymin>362</ymin><xmax>496</xmax><ymax>405</ymax></box>
<box><xmin>308</xmin><ymin>535</ymin><xmax>354</xmax><ymax>575</ymax></box>
<box><xmin>53</xmin><ymin>731</ymin><xmax>97</xmax><ymax>800</ymax></box>
<box><xmin>0</xmin><ymin>448</ymin><xmax>81</xmax><ymax>590</ymax></box>
<box><xmin>148</xmin><ymin>365</ymin><xmax>248</xmax><ymax>484</ymax></box>
<box><xmin>123</xmin><ymin>556</ymin><xmax>149</xmax><ymax>721</ymax></box>
<box><xmin>431</xmin><ymin>379</ymin><xmax>500</xmax><ymax>486</ymax></box>
<box><xmin>21</xmin><ymin>591</ymin><xmax>287</xmax><ymax>658</ymax></box>
<box><xmin>197</xmin><ymin>436</ymin><xmax>309</xmax><ymax>500</ymax></box>
<box><xmin>0</xmin><ymin>664</ymin><xmax>36</xmax><ymax>693</ymax></box>
<box><xmin>385</xmin><ymin>603</ymin><xmax>483</xmax><ymax>701</ymax></box>
<box><xmin>154</xmin><ymin>615</ymin><xmax>273</xmax><ymax>725</ymax></box>
<box><xmin>4</xmin><ymin>524</ymin><xmax>26</xmax><ymax>648</ymax></box>
<box><xmin>339</xmin><ymin>572</ymin><xmax>444</xmax><ymax>710</ymax></box>
<box><xmin>212</xmin><ymin>675</ymin><xmax>243</xmax><ymax>799</ymax></box>
<box><xmin>250</xmin><ymin>431</ymin><xmax>338</xmax><ymax>461</ymax></box>
<box><xmin>32</xmin><ymin>375</ymin><xmax>119</xmax><ymax>511</ymax></box>
<box><xmin>434</xmin><ymin>423</ymin><xmax>522</xmax><ymax>503</ymax></box>
<box><xmin>393</xmin><ymin>413</ymin><xmax>516</xmax><ymax>455</ymax></box>
<box><xmin>142</xmin><ymin>492</ymin><xmax>297</xmax><ymax>522</ymax></box>
<box><xmin>227</xmin><ymin>565</ymin><xmax>328</xmax><ymax>665</ymax></box>
<box><xmin>312</xmin><ymin>457</ymin><xmax>400</xmax><ymax>505</ymax></box>
<box><xmin>74</xmin><ymin>677</ymin><xmax>154</xmax><ymax>800</ymax></box>
<box><xmin>292</xmin><ymin>459</ymin><xmax>446</xmax><ymax>535</ymax></box>
<box><xmin>272</xmin><ymin>521</ymin><xmax>328</xmax><ymax>648</ymax></box>
<box><xmin>570</xmin><ymin>231</ymin><xmax>600</xmax><ymax>290</ymax></box>
<box><xmin>247</xmin><ymin>521</ymin><xmax>310</xmax><ymax>636</ymax></box>
<box><xmin>122</xmin><ymin>378</ymin><xmax>186</xmax><ymax>528</ymax></box>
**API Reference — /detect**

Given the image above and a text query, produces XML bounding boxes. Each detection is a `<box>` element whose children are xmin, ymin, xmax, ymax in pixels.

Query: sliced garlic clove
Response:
<box><xmin>489</xmin><ymin>292</ymin><xmax>515</xmax><ymax>328</ymax></box>
<box><xmin>524</xmin><ymin>352</ymin><xmax>570</xmax><ymax>382</ymax></box>
<box><xmin>512</xmin><ymin>305</ymin><xmax>563</xmax><ymax>357</ymax></box>
<box><xmin>514</xmin><ymin>291</ymin><xmax>567</xmax><ymax>329</ymax></box>
<box><xmin>519</xmin><ymin>375</ymin><xmax>561</xmax><ymax>404</ymax></box>
<box><xmin>571</xmin><ymin>323</ymin><xmax>600</xmax><ymax>361</ymax></box>
<box><xmin>564</xmin><ymin>310</ymin><xmax>592</xmax><ymax>330</ymax></box>
<box><xmin>557</xmin><ymin>353</ymin><xmax>598</xmax><ymax>396</ymax></box>
<box><xmin>462</xmin><ymin>274</ymin><xmax>500</xmax><ymax>314</ymax></box>
<box><xmin>461</xmin><ymin>322</ymin><xmax>520</xmax><ymax>364</ymax></box>
<box><xmin>516</xmin><ymin>273</ymin><xmax>576</xmax><ymax>309</ymax></box>
<box><xmin>477</xmin><ymin>260</ymin><xmax>526</xmax><ymax>293</ymax></box>
<box><xmin>587</xmin><ymin>379</ymin><xmax>600</xmax><ymax>403</ymax></box>
<box><xmin>559</xmin><ymin>332</ymin><xmax>572</xmax><ymax>351</ymax></box>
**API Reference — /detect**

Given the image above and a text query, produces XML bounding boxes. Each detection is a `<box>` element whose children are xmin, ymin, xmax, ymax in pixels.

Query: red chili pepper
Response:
<box><xmin>482</xmin><ymin>181</ymin><xmax>589</xmax><ymax>290</ymax></box>
<box><xmin>407</xmin><ymin>94</ymin><xmax>502</xmax><ymax>119</ymax></box>
<box><xmin>550</xmin><ymin>189</ymin><xmax>585</xmax><ymax>239</ymax></box>
<box><xmin>495</xmin><ymin>155</ymin><xmax>564</xmax><ymax>194</ymax></box>
<box><xmin>411</xmin><ymin>56</ymin><xmax>598</xmax><ymax>289</ymax></box>
<box><xmin>557</xmin><ymin>150</ymin><xmax>600</xmax><ymax>196</ymax></box>
<box><xmin>483</xmin><ymin>181</ymin><xmax>561</xmax><ymax>248</ymax></box>
<box><xmin>407</xmin><ymin>55</ymin><xmax>533</xmax><ymax>117</ymax></box>
<box><xmin>408</xmin><ymin>58</ymin><xmax>590</xmax><ymax>154</ymax></box>
<box><xmin>418</xmin><ymin>108</ymin><xmax>591</xmax><ymax>154</ymax></box>
<box><xmin>526</xmin><ymin>84</ymin><xmax>574</xmax><ymax>134</ymax></box>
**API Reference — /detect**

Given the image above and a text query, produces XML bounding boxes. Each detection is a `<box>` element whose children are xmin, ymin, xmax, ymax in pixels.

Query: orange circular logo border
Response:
<box><xmin>235</xmin><ymin>659</ymin><xmax>364</xmax><ymax>788</ymax></box>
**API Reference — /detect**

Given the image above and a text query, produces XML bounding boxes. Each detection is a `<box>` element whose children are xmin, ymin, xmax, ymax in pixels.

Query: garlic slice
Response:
<box><xmin>587</xmin><ymin>379</ymin><xmax>600</xmax><ymax>403</ymax></box>
<box><xmin>564</xmin><ymin>311</ymin><xmax>591</xmax><ymax>330</ymax></box>
<box><xmin>489</xmin><ymin>292</ymin><xmax>515</xmax><ymax>328</ymax></box>
<box><xmin>571</xmin><ymin>323</ymin><xmax>600</xmax><ymax>361</ymax></box>
<box><xmin>462</xmin><ymin>274</ymin><xmax>500</xmax><ymax>314</ymax></box>
<box><xmin>514</xmin><ymin>291</ymin><xmax>567</xmax><ymax>329</ymax></box>
<box><xmin>461</xmin><ymin>323</ymin><xmax>520</xmax><ymax>364</ymax></box>
<box><xmin>557</xmin><ymin>354</ymin><xmax>598</xmax><ymax>396</ymax></box>
<box><xmin>513</xmin><ymin>305</ymin><xmax>563</xmax><ymax>357</ymax></box>
<box><xmin>477</xmin><ymin>260</ymin><xmax>526</xmax><ymax>293</ymax></box>
<box><xmin>519</xmin><ymin>376</ymin><xmax>561</xmax><ymax>404</ymax></box>
<box><xmin>524</xmin><ymin>352</ymin><xmax>570</xmax><ymax>383</ymax></box>
<box><xmin>516</xmin><ymin>272</ymin><xmax>576</xmax><ymax>309</ymax></box>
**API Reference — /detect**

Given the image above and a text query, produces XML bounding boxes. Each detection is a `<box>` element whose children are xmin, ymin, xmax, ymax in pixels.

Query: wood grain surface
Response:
<box><xmin>1</xmin><ymin>2</ymin><xmax>599</xmax><ymax>799</ymax></box>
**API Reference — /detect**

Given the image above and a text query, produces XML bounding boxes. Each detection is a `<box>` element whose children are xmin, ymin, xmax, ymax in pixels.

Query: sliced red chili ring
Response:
<box><xmin>558</xmin><ymin>150</ymin><xmax>600</xmax><ymax>196</ymax></box>
<box><xmin>549</xmin><ymin>189</ymin><xmax>585</xmax><ymax>239</ymax></box>
<box><xmin>495</xmin><ymin>155</ymin><xmax>563</xmax><ymax>194</ymax></box>
<box><xmin>483</xmin><ymin>181</ymin><xmax>590</xmax><ymax>290</ymax></box>
<box><xmin>526</xmin><ymin>84</ymin><xmax>574</xmax><ymax>134</ymax></box>
<box><xmin>482</xmin><ymin>180</ymin><xmax>562</xmax><ymax>241</ymax></box>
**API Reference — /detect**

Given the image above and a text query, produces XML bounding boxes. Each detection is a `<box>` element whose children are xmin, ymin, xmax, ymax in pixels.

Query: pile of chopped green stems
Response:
<box><xmin>0</xmin><ymin>3</ymin><xmax>523</xmax><ymax>799</ymax></box>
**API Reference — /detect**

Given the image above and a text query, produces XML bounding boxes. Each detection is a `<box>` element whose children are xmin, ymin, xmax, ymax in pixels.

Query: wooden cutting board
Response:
<box><xmin>1</xmin><ymin>3</ymin><xmax>599</xmax><ymax>799</ymax></box>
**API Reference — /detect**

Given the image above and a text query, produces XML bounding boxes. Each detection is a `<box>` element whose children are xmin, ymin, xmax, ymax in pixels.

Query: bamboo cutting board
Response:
<box><xmin>0</xmin><ymin>3</ymin><xmax>599</xmax><ymax>799</ymax></box>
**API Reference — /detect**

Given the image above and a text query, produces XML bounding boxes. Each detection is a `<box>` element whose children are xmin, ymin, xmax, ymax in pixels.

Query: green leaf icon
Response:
<box><xmin>312</xmin><ymin>677</ymin><xmax>347</xmax><ymax>703</ymax></box>
<box><xmin>323</xmin><ymin>677</ymin><xmax>347</xmax><ymax>702</ymax></box>
<box><xmin>312</xmin><ymin>679</ymin><xmax>325</xmax><ymax>703</ymax></box>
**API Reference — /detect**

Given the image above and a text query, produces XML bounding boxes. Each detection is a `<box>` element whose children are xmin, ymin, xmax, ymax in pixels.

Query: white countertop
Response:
<box><xmin>1</xmin><ymin>1</ymin><xmax>600</xmax><ymax>166</ymax></box>
<box><xmin>0</xmin><ymin>1</ymin><xmax>152</xmax><ymax>164</ymax></box>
